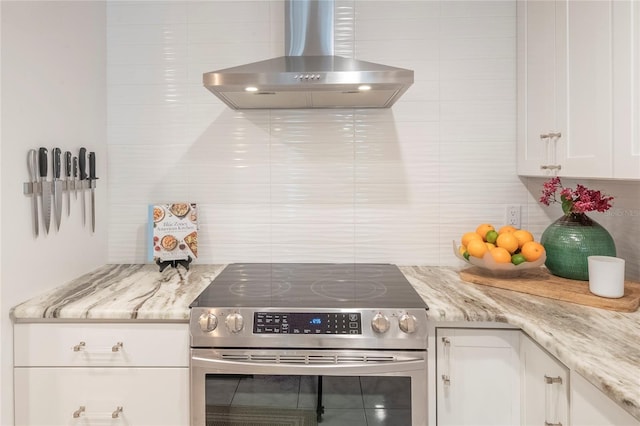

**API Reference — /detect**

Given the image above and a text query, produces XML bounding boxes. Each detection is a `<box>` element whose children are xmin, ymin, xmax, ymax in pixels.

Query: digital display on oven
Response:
<box><xmin>253</xmin><ymin>312</ymin><xmax>362</xmax><ymax>335</ymax></box>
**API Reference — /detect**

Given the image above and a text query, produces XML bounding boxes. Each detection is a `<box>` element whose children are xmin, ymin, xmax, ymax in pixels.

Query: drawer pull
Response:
<box><xmin>71</xmin><ymin>341</ymin><xmax>124</xmax><ymax>353</ymax></box>
<box><xmin>71</xmin><ymin>405</ymin><xmax>124</xmax><ymax>419</ymax></box>
<box><xmin>544</xmin><ymin>423</ymin><xmax>562</xmax><ymax>426</ymax></box>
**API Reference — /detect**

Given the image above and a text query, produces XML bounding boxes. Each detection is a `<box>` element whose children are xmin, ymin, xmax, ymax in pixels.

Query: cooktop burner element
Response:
<box><xmin>310</xmin><ymin>277</ymin><xmax>388</xmax><ymax>301</ymax></box>
<box><xmin>190</xmin><ymin>263</ymin><xmax>429</xmax><ymax>350</ymax></box>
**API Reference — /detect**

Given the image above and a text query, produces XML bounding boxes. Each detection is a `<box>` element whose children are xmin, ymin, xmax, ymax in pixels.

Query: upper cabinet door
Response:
<box><xmin>561</xmin><ymin>0</ymin><xmax>613</xmax><ymax>178</ymax></box>
<box><xmin>517</xmin><ymin>0</ymin><xmax>563</xmax><ymax>176</ymax></box>
<box><xmin>612</xmin><ymin>1</ymin><xmax>640</xmax><ymax>179</ymax></box>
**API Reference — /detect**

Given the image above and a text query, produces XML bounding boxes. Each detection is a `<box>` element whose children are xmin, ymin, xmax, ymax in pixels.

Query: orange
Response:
<box><xmin>458</xmin><ymin>245</ymin><xmax>466</xmax><ymax>256</ymax></box>
<box><xmin>466</xmin><ymin>239</ymin><xmax>488</xmax><ymax>258</ymax></box>
<box><xmin>490</xmin><ymin>247</ymin><xmax>512</xmax><ymax>263</ymax></box>
<box><xmin>498</xmin><ymin>225</ymin><xmax>517</xmax><ymax>235</ymax></box>
<box><xmin>512</xmin><ymin>229</ymin><xmax>534</xmax><ymax>248</ymax></box>
<box><xmin>485</xmin><ymin>242</ymin><xmax>496</xmax><ymax>251</ymax></box>
<box><xmin>461</xmin><ymin>232</ymin><xmax>483</xmax><ymax>247</ymax></box>
<box><xmin>521</xmin><ymin>241</ymin><xmax>545</xmax><ymax>262</ymax></box>
<box><xmin>475</xmin><ymin>223</ymin><xmax>495</xmax><ymax>241</ymax></box>
<box><xmin>496</xmin><ymin>232</ymin><xmax>519</xmax><ymax>253</ymax></box>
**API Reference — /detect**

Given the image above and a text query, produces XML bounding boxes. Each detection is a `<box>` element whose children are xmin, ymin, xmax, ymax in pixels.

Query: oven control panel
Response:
<box><xmin>254</xmin><ymin>312</ymin><xmax>362</xmax><ymax>335</ymax></box>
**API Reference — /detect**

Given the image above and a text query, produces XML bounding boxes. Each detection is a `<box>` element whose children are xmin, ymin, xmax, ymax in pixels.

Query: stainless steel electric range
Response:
<box><xmin>189</xmin><ymin>263</ymin><xmax>429</xmax><ymax>426</ymax></box>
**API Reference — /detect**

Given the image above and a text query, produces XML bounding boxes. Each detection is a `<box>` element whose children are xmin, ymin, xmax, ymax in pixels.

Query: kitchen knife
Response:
<box><xmin>78</xmin><ymin>148</ymin><xmax>87</xmax><ymax>227</ymax></box>
<box><xmin>38</xmin><ymin>147</ymin><xmax>51</xmax><ymax>234</ymax></box>
<box><xmin>73</xmin><ymin>156</ymin><xmax>78</xmax><ymax>200</ymax></box>
<box><xmin>64</xmin><ymin>151</ymin><xmax>72</xmax><ymax>216</ymax></box>
<box><xmin>52</xmin><ymin>147</ymin><xmax>63</xmax><ymax>230</ymax></box>
<box><xmin>27</xmin><ymin>149</ymin><xmax>39</xmax><ymax>237</ymax></box>
<box><xmin>88</xmin><ymin>151</ymin><xmax>97</xmax><ymax>233</ymax></box>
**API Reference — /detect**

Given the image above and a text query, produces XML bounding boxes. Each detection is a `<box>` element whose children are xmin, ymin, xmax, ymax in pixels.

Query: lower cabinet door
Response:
<box><xmin>520</xmin><ymin>334</ymin><xmax>568</xmax><ymax>426</ymax></box>
<box><xmin>436</xmin><ymin>328</ymin><xmax>520</xmax><ymax>426</ymax></box>
<box><xmin>14</xmin><ymin>367</ymin><xmax>188</xmax><ymax>426</ymax></box>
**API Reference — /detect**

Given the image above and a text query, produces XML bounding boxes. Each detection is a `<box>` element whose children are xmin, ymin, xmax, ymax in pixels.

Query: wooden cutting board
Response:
<box><xmin>459</xmin><ymin>267</ymin><xmax>640</xmax><ymax>312</ymax></box>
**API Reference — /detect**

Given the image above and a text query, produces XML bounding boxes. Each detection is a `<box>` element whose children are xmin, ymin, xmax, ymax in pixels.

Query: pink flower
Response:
<box><xmin>539</xmin><ymin>178</ymin><xmax>614</xmax><ymax>214</ymax></box>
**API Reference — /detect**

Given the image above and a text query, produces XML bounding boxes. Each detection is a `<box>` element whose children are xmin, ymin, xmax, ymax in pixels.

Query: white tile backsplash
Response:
<box><xmin>106</xmin><ymin>0</ymin><xmax>639</xmax><ymax>278</ymax></box>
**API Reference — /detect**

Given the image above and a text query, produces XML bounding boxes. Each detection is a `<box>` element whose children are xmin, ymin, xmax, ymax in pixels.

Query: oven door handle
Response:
<box><xmin>191</xmin><ymin>351</ymin><xmax>427</xmax><ymax>375</ymax></box>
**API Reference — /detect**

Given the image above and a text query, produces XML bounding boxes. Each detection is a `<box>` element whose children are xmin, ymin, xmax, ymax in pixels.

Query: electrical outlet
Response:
<box><xmin>505</xmin><ymin>205</ymin><xmax>521</xmax><ymax>228</ymax></box>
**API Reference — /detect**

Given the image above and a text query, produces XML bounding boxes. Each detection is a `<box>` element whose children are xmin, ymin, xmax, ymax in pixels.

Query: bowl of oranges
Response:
<box><xmin>454</xmin><ymin>223</ymin><xmax>546</xmax><ymax>276</ymax></box>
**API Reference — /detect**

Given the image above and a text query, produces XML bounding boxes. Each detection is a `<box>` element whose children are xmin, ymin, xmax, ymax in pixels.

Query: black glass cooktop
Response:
<box><xmin>190</xmin><ymin>263</ymin><xmax>429</xmax><ymax>310</ymax></box>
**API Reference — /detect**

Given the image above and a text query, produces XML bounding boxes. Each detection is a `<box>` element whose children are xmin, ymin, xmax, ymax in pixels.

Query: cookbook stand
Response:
<box><xmin>156</xmin><ymin>256</ymin><xmax>192</xmax><ymax>273</ymax></box>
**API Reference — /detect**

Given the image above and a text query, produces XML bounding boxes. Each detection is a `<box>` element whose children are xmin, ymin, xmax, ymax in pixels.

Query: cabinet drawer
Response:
<box><xmin>14</xmin><ymin>367</ymin><xmax>189</xmax><ymax>426</ymax></box>
<box><xmin>14</xmin><ymin>323</ymin><xmax>188</xmax><ymax>367</ymax></box>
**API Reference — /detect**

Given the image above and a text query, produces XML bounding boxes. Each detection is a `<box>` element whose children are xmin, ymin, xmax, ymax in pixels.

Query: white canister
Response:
<box><xmin>587</xmin><ymin>256</ymin><xmax>625</xmax><ymax>298</ymax></box>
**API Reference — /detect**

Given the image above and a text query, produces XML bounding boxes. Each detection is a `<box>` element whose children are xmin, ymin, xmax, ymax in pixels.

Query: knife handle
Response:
<box><xmin>38</xmin><ymin>147</ymin><xmax>48</xmax><ymax>179</ymax></box>
<box><xmin>79</xmin><ymin>148</ymin><xmax>87</xmax><ymax>180</ymax></box>
<box><xmin>73</xmin><ymin>157</ymin><xmax>78</xmax><ymax>179</ymax></box>
<box><xmin>65</xmin><ymin>151</ymin><xmax>72</xmax><ymax>178</ymax></box>
<box><xmin>53</xmin><ymin>148</ymin><xmax>61</xmax><ymax>179</ymax></box>
<box><xmin>89</xmin><ymin>152</ymin><xmax>97</xmax><ymax>180</ymax></box>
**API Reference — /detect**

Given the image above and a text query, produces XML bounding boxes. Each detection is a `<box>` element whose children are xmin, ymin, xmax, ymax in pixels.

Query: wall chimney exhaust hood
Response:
<box><xmin>203</xmin><ymin>0</ymin><xmax>414</xmax><ymax>109</ymax></box>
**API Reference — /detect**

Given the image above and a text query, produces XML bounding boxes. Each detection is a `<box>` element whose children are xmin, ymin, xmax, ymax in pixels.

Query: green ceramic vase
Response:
<box><xmin>541</xmin><ymin>213</ymin><xmax>616</xmax><ymax>281</ymax></box>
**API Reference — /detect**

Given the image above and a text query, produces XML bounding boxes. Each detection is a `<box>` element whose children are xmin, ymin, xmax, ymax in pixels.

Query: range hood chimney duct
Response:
<box><xmin>203</xmin><ymin>0</ymin><xmax>414</xmax><ymax>110</ymax></box>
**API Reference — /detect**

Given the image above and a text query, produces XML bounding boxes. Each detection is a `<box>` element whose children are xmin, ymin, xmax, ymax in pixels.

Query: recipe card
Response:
<box><xmin>149</xmin><ymin>203</ymin><xmax>198</xmax><ymax>262</ymax></box>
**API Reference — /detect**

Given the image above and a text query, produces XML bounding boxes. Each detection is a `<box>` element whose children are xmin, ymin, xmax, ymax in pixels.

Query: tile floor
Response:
<box><xmin>206</xmin><ymin>375</ymin><xmax>412</xmax><ymax>425</ymax></box>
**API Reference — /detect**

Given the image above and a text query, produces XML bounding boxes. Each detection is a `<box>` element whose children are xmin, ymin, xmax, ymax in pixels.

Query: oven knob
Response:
<box><xmin>399</xmin><ymin>314</ymin><xmax>418</xmax><ymax>334</ymax></box>
<box><xmin>198</xmin><ymin>313</ymin><xmax>218</xmax><ymax>332</ymax></box>
<box><xmin>225</xmin><ymin>312</ymin><xmax>245</xmax><ymax>333</ymax></box>
<box><xmin>371</xmin><ymin>313</ymin><xmax>390</xmax><ymax>334</ymax></box>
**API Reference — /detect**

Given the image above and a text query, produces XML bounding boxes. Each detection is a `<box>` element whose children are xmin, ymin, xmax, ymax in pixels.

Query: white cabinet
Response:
<box><xmin>517</xmin><ymin>0</ymin><xmax>640</xmax><ymax>179</ymax></box>
<box><xmin>14</xmin><ymin>323</ymin><xmax>189</xmax><ymax>426</ymax></box>
<box><xmin>517</xmin><ymin>0</ymin><xmax>565</xmax><ymax>177</ymax></box>
<box><xmin>520</xmin><ymin>334</ymin><xmax>568</xmax><ymax>426</ymax></box>
<box><xmin>612</xmin><ymin>0</ymin><xmax>640</xmax><ymax>179</ymax></box>
<box><xmin>571</xmin><ymin>370</ymin><xmax>640</xmax><ymax>426</ymax></box>
<box><xmin>436</xmin><ymin>328</ymin><xmax>520</xmax><ymax>426</ymax></box>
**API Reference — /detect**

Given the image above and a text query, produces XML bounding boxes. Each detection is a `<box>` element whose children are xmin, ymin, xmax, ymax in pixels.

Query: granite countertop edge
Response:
<box><xmin>10</xmin><ymin>263</ymin><xmax>640</xmax><ymax>421</ymax></box>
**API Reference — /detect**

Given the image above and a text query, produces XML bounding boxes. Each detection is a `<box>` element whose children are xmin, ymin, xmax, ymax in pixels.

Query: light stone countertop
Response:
<box><xmin>10</xmin><ymin>263</ymin><xmax>640</xmax><ymax>421</ymax></box>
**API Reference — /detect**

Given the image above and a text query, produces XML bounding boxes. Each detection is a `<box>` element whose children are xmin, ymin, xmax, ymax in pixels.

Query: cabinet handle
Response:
<box><xmin>112</xmin><ymin>406</ymin><xmax>124</xmax><ymax>418</ymax></box>
<box><xmin>72</xmin><ymin>405</ymin><xmax>123</xmax><ymax>419</ymax></box>
<box><xmin>545</xmin><ymin>375</ymin><xmax>562</xmax><ymax>385</ymax></box>
<box><xmin>71</xmin><ymin>341</ymin><xmax>124</xmax><ymax>353</ymax></box>
<box><xmin>539</xmin><ymin>132</ymin><xmax>562</xmax><ymax>174</ymax></box>
<box><xmin>540</xmin><ymin>165</ymin><xmax>562</xmax><ymax>171</ymax></box>
<box><xmin>441</xmin><ymin>337</ymin><xmax>451</xmax><ymax>386</ymax></box>
<box><xmin>441</xmin><ymin>374</ymin><xmax>451</xmax><ymax>385</ymax></box>
<box><xmin>544</xmin><ymin>374</ymin><xmax>563</xmax><ymax>426</ymax></box>
<box><xmin>72</xmin><ymin>406</ymin><xmax>85</xmax><ymax>418</ymax></box>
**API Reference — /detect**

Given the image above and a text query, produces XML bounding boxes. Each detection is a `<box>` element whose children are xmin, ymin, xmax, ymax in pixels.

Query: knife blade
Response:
<box><xmin>64</xmin><ymin>151</ymin><xmax>72</xmax><ymax>216</ymax></box>
<box><xmin>27</xmin><ymin>149</ymin><xmax>39</xmax><ymax>237</ymax></box>
<box><xmin>38</xmin><ymin>147</ymin><xmax>51</xmax><ymax>234</ymax></box>
<box><xmin>73</xmin><ymin>156</ymin><xmax>78</xmax><ymax>200</ymax></box>
<box><xmin>88</xmin><ymin>151</ymin><xmax>97</xmax><ymax>233</ymax></box>
<box><xmin>79</xmin><ymin>148</ymin><xmax>87</xmax><ymax>227</ymax></box>
<box><xmin>52</xmin><ymin>147</ymin><xmax>63</xmax><ymax>230</ymax></box>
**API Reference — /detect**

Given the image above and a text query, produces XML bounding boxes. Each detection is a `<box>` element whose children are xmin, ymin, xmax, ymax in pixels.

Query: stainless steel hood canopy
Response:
<box><xmin>203</xmin><ymin>0</ymin><xmax>414</xmax><ymax>109</ymax></box>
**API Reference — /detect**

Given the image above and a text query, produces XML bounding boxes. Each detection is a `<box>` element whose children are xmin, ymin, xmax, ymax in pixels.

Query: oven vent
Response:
<box><xmin>219</xmin><ymin>353</ymin><xmax>397</xmax><ymax>365</ymax></box>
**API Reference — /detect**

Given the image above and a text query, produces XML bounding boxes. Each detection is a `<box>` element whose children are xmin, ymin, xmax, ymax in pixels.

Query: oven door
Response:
<box><xmin>191</xmin><ymin>348</ymin><xmax>427</xmax><ymax>426</ymax></box>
